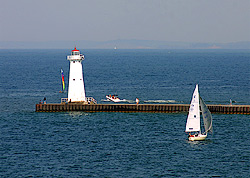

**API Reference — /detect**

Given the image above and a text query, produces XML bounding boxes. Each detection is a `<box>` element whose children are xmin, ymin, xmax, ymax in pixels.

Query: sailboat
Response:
<box><xmin>185</xmin><ymin>84</ymin><xmax>213</xmax><ymax>141</ymax></box>
<box><xmin>59</xmin><ymin>69</ymin><xmax>66</xmax><ymax>93</ymax></box>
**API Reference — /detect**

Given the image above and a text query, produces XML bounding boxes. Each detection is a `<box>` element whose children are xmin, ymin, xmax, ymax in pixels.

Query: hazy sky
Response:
<box><xmin>1</xmin><ymin>0</ymin><xmax>249</xmax><ymax>43</ymax></box>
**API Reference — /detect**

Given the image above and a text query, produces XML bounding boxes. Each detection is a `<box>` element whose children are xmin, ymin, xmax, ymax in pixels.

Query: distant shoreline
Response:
<box><xmin>1</xmin><ymin>40</ymin><xmax>249</xmax><ymax>49</ymax></box>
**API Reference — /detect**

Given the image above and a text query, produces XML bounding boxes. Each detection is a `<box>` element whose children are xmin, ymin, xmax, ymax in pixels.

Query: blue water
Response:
<box><xmin>0</xmin><ymin>49</ymin><xmax>250</xmax><ymax>177</ymax></box>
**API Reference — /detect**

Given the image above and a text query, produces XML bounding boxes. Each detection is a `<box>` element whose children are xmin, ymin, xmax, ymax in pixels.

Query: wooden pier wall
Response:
<box><xmin>36</xmin><ymin>104</ymin><xmax>250</xmax><ymax>115</ymax></box>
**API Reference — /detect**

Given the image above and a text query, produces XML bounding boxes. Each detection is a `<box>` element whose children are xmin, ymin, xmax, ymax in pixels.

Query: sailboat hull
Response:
<box><xmin>188</xmin><ymin>134</ymin><xmax>207</xmax><ymax>141</ymax></box>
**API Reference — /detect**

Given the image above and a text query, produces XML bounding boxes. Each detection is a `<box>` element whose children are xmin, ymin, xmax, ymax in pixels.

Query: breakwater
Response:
<box><xmin>36</xmin><ymin>103</ymin><xmax>250</xmax><ymax>114</ymax></box>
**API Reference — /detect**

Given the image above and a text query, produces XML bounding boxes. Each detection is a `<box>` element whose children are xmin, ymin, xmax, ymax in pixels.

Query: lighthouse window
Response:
<box><xmin>73</xmin><ymin>79</ymin><xmax>75</xmax><ymax>81</ymax></box>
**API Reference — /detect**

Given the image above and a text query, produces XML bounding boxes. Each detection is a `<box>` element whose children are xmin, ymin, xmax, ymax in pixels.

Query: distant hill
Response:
<box><xmin>0</xmin><ymin>40</ymin><xmax>249</xmax><ymax>49</ymax></box>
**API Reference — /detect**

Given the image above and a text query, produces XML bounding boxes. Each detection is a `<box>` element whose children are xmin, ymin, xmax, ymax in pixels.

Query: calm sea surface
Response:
<box><xmin>0</xmin><ymin>49</ymin><xmax>249</xmax><ymax>177</ymax></box>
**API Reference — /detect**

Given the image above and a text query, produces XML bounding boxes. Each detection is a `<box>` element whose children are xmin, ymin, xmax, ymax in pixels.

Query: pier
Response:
<box><xmin>36</xmin><ymin>103</ymin><xmax>250</xmax><ymax>114</ymax></box>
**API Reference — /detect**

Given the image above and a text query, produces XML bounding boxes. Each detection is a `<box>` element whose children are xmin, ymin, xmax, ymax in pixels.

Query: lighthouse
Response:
<box><xmin>67</xmin><ymin>47</ymin><xmax>86</xmax><ymax>103</ymax></box>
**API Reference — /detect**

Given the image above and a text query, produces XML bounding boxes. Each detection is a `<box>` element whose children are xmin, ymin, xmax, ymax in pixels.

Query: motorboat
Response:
<box><xmin>106</xmin><ymin>95</ymin><xmax>121</xmax><ymax>102</ymax></box>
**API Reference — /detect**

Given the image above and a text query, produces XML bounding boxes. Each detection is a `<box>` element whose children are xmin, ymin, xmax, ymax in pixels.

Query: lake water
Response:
<box><xmin>0</xmin><ymin>49</ymin><xmax>249</xmax><ymax>177</ymax></box>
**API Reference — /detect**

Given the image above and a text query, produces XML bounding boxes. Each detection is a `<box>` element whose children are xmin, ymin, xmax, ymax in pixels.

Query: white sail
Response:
<box><xmin>200</xmin><ymin>97</ymin><xmax>213</xmax><ymax>133</ymax></box>
<box><xmin>185</xmin><ymin>84</ymin><xmax>201</xmax><ymax>132</ymax></box>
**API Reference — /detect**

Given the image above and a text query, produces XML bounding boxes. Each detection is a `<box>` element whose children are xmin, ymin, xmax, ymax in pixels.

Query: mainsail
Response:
<box><xmin>61</xmin><ymin>69</ymin><xmax>65</xmax><ymax>91</ymax></box>
<box><xmin>185</xmin><ymin>84</ymin><xmax>201</xmax><ymax>132</ymax></box>
<box><xmin>200</xmin><ymin>97</ymin><xmax>213</xmax><ymax>133</ymax></box>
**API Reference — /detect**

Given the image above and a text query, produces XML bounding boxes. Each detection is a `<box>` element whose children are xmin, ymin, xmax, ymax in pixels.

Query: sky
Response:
<box><xmin>0</xmin><ymin>0</ymin><xmax>249</xmax><ymax>43</ymax></box>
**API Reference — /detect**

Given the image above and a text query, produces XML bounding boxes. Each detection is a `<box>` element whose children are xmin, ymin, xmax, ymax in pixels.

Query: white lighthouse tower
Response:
<box><xmin>67</xmin><ymin>47</ymin><xmax>86</xmax><ymax>103</ymax></box>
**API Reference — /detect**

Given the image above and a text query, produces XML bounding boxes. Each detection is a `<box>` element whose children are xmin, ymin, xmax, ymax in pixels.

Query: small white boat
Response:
<box><xmin>106</xmin><ymin>95</ymin><xmax>121</xmax><ymax>102</ymax></box>
<box><xmin>185</xmin><ymin>84</ymin><xmax>213</xmax><ymax>141</ymax></box>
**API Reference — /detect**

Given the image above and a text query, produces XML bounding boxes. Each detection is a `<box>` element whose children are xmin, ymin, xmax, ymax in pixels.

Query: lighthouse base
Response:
<box><xmin>61</xmin><ymin>97</ymin><xmax>97</xmax><ymax>104</ymax></box>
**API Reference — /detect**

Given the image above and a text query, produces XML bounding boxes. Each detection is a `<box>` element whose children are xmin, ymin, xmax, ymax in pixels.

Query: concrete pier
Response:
<box><xmin>36</xmin><ymin>103</ymin><xmax>250</xmax><ymax>115</ymax></box>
